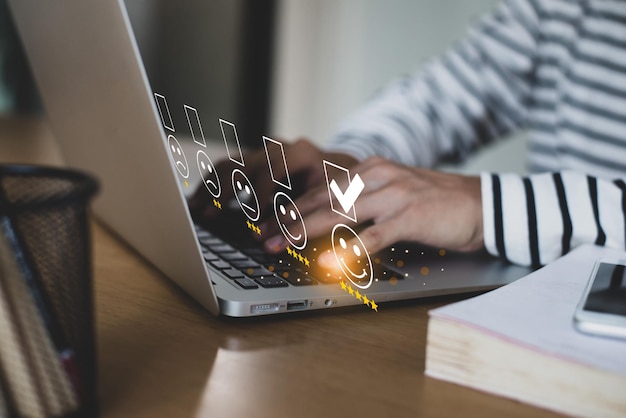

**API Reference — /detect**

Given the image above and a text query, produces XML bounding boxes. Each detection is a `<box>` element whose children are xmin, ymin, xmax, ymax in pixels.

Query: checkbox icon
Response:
<box><xmin>323</xmin><ymin>160</ymin><xmax>364</xmax><ymax>222</ymax></box>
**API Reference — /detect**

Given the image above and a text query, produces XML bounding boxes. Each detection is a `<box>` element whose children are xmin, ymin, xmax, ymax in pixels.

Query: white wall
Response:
<box><xmin>270</xmin><ymin>0</ymin><xmax>527</xmax><ymax>174</ymax></box>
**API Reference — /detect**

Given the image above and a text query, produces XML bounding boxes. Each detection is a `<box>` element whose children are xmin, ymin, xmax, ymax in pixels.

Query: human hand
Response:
<box><xmin>188</xmin><ymin>138</ymin><xmax>358</xmax><ymax>222</ymax></box>
<box><xmin>262</xmin><ymin>157</ymin><xmax>484</xmax><ymax>259</ymax></box>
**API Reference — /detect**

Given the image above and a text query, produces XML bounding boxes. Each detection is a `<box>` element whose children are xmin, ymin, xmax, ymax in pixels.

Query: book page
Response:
<box><xmin>430</xmin><ymin>245</ymin><xmax>626</xmax><ymax>375</ymax></box>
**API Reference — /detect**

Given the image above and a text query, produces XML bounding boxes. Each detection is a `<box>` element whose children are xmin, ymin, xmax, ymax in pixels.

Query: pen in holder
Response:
<box><xmin>0</xmin><ymin>165</ymin><xmax>98</xmax><ymax>418</ymax></box>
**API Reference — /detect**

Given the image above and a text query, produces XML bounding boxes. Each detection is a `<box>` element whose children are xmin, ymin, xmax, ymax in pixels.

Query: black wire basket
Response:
<box><xmin>0</xmin><ymin>165</ymin><xmax>99</xmax><ymax>417</ymax></box>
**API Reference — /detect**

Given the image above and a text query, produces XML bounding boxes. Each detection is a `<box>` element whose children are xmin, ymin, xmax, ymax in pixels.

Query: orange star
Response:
<box><xmin>354</xmin><ymin>290</ymin><xmax>362</xmax><ymax>301</ymax></box>
<box><xmin>286</xmin><ymin>247</ymin><xmax>293</xmax><ymax>256</ymax></box>
<box><xmin>347</xmin><ymin>286</ymin><xmax>354</xmax><ymax>296</ymax></box>
<box><xmin>362</xmin><ymin>294</ymin><xmax>370</xmax><ymax>307</ymax></box>
<box><xmin>298</xmin><ymin>253</ymin><xmax>304</xmax><ymax>263</ymax></box>
<box><xmin>340</xmin><ymin>281</ymin><xmax>347</xmax><ymax>291</ymax></box>
<box><xmin>304</xmin><ymin>257</ymin><xmax>310</xmax><ymax>267</ymax></box>
<box><xmin>370</xmin><ymin>300</ymin><xmax>378</xmax><ymax>312</ymax></box>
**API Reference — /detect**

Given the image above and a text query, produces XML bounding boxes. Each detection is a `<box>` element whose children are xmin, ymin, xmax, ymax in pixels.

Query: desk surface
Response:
<box><xmin>0</xmin><ymin>116</ymin><xmax>559</xmax><ymax>418</ymax></box>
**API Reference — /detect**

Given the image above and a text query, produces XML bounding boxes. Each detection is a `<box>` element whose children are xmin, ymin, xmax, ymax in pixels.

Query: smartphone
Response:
<box><xmin>574</xmin><ymin>258</ymin><xmax>626</xmax><ymax>339</ymax></box>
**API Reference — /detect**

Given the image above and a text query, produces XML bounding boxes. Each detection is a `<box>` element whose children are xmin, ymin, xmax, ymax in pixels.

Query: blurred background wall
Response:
<box><xmin>1</xmin><ymin>0</ymin><xmax>525</xmax><ymax>173</ymax></box>
<box><xmin>269</xmin><ymin>0</ymin><xmax>526</xmax><ymax>174</ymax></box>
<box><xmin>0</xmin><ymin>0</ymin><xmax>39</xmax><ymax>114</ymax></box>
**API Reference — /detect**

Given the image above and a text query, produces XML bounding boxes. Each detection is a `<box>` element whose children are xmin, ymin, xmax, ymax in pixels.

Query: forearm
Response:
<box><xmin>482</xmin><ymin>171</ymin><xmax>626</xmax><ymax>267</ymax></box>
<box><xmin>326</xmin><ymin>0</ymin><xmax>539</xmax><ymax>167</ymax></box>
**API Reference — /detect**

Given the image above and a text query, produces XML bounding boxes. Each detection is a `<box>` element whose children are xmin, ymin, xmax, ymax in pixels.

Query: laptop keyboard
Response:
<box><xmin>194</xmin><ymin>224</ymin><xmax>404</xmax><ymax>290</ymax></box>
<box><xmin>195</xmin><ymin>226</ymin><xmax>331</xmax><ymax>290</ymax></box>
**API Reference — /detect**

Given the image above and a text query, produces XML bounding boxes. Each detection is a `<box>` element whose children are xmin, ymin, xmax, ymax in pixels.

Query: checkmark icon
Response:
<box><xmin>323</xmin><ymin>160</ymin><xmax>365</xmax><ymax>222</ymax></box>
<box><xmin>329</xmin><ymin>175</ymin><xmax>364</xmax><ymax>214</ymax></box>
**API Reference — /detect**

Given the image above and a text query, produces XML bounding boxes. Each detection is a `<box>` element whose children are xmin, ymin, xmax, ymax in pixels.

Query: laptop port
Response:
<box><xmin>250</xmin><ymin>303</ymin><xmax>280</xmax><ymax>314</ymax></box>
<box><xmin>286</xmin><ymin>300</ymin><xmax>308</xmax><ymax>311</ymax></box>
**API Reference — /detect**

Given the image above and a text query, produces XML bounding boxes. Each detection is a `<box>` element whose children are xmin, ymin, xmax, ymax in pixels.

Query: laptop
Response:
<box><xmin>7</xmin><ymin>0</ymin><xmax>531</xmax><ymax>317</ymax></box>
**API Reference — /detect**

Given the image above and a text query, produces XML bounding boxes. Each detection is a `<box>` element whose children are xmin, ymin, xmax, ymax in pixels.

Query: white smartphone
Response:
<box><xmin>574</xmin><ymin>258</ymin><xmax>626</xmax><ymax>339</ymax></box>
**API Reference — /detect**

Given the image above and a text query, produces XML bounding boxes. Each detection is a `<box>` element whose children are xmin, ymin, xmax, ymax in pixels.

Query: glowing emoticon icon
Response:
<box><xmin>232</xmin><ymin>169</ymin><xmax>260</xmax><ymax>221</ymax></box>
<box><xmin>168</xmin><ymin>134</ymin><xmax>189</xmax><ymax>179</ymax></box>
<box><xmin>331</xmin><ymin>224</ymin><xmax>373</xmax><ymax>289</ymax></box>
<box><xmin>274</xmin><ymin>192</ymin><xmax>307</xmax><ymax>250</ymax></box>
<box><xmin>196</xmin><ymin>150</ymin><xmax>221</xmax><ymax>198</ymax></box>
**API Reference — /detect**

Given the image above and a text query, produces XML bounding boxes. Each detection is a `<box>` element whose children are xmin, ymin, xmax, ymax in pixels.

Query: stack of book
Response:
<box><xmin>425</xmin><ymin>245</ymin><xmax>626</xmax><ymax>417</ymax></box>
<box><xmin>0</xmin><ymin>222</ymin><xmax>79</xmax><ymax>417</ymax></box>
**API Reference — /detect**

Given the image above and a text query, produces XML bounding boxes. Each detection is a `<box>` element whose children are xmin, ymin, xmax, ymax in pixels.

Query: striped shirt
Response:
<box><xmin>326</xmin><ymin>0</ymin><xmax>626</xmax><ymax>267</ymax></box>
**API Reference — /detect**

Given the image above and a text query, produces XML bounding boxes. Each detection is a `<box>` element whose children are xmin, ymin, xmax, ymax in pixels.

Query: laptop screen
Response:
<box><xmin>124</xmin><ymin>1</ymin><xmax>399</xmax><ymax>300</ymax></box>
<box><xmin>121</xmin><ymin>1</ymin><xmax>529</xmax><ymax>315</ymax></box>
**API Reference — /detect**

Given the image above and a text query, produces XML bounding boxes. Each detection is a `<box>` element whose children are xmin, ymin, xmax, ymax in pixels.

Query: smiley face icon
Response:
<box><xmin>274</xmin><ymin>192</ymin><xmax>307</xmax><ymax>250</ymax></box>
<box><xmin>168</xmin><ymin>134</ymin><xmax>189</xmax><ymax>179</ymax></box>
<box><xmin>232</xmin><ymin>169</ymin><xmax>260</xmax><ymax>221</ymax></box>
<box><xmin>196</xmin><ymin>150</ymin><xmax>221</xmax><ymax>198</ymax></box>
<box><xmin>331</xmin><ymin>224</ymin><xmax>373</xmax><ymax>289</ymax></box>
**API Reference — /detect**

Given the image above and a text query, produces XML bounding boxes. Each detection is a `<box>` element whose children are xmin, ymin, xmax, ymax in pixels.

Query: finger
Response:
<box><xmin>276</xmin><ymin>166</ymin><xmax>405</xmax><ymax>247</ymax></box>
<box><xmin>317</xmin><ymin>218</ymin><xmax>403</xmax><ymax>270</ymax></box>
<box><xmin>289</xmin><ymin>183</ymin><xmax>333</xmax><ymax>217</ymax></box>
<box><xmin>291</xmin><ymin>157</ymin><xmax>398</xmax><ymax>220</ymax></box>
<box><xmin>262</xmin><ymin>190</ymin><xmax>347</xmax><ymax>253</ymax></box>
<box><xmin>263</xmin><ymin>193</ymin><xmax>308</xmax><ymax>252</ymax></box>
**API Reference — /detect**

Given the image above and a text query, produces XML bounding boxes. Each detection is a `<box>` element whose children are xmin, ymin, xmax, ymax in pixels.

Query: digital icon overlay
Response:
<box><xmin>219</xmin><ymin>118</ymin><xmax>244</xmax><ymax>167</ymax></box>
<box><xmin>331</xmin><ymin>224</ymin><xmax>373</xmax><ymax>290</ymax></box>
<box><xmin>184</xmin><ymin>105</ymin><xmax>206</xmax><ymax>147</ymax></box>
<box><xmin>323</xmin><ymin>160</ymin><xmax>364</xmax><ymax>223</ymax></box>
<box><xmin>274</xmin><ymin>192</ymin><xmax>307</xmax><ymax>250</ymax></box>
<box><xmin>154</xmin><ymin>93</ymin><xmax>175</xmax><ymax>132</ymax></box>
<box><xmin>168</xmin><ymin>134</ymin><xmax>190</xmax><ymax>179</ymax></box>
<box><xmin>340</xmin><ymin>280</ymin><xmax>378</xmax><ymax>312</ymax></box>
<box><xmin>232</xmin><ymin>169</ymin><xmax>260</xmax><ymax>222</ymax></box>
<box><xmin>263</xmin><ymin>137</ymin><xmax>309</xmax><ymax>255</ymax></box>
<box><xmin>263</xmin><ymin>136</ymin><xmax>292</xmax><ymax>190</ymax></box>
<box><xmin>196</xmin><ymin>150</ymin><xmax>221</xmax><ymax>198</ymax></box>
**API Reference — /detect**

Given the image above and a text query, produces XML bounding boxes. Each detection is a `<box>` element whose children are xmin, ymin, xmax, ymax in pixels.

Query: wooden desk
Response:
<box><xmin>0</xmin><ymin>116</ymin><xmax>559</xmax><ymax>418</ymax></box>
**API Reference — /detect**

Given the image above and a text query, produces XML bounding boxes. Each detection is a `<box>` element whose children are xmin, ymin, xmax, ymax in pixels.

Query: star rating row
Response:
<box><xmin>340</xmin><ymin>280</ymin><xmax>378</xmax><ymax>312</ymax></box>
<box><xmin>212</xmin><ymin>198</ymin><xmax>222</xmax><ymax>209</ymax></box>
<box><xmin>286</xmin><ymin>246</ymin><xmax>310</xmax><ymax>267</ymax></box>
<box><xmin>246</xmin><ymin>220</ymin><xmax>261</xmax><ymax>235</ymax></box>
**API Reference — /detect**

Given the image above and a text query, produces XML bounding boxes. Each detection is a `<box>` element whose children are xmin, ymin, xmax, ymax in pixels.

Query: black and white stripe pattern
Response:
<box><xmin>327</xmin><ymin>0</ymin><xmax>626</xmax><ymax>266</ymax></box>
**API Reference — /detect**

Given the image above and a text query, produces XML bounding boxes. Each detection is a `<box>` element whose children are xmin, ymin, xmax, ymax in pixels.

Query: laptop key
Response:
<box><xmin>254</xmin><ymin>276</ymin><xmax>289</xmax><ymax>288</ymax></box>
<box><xmin>209</xmin><ymin>244</ymin><xmax>236</xmax><ymax>253</ymax></box>
<box><xmin>202</xmin><ymin>251</ymin><xmax>220</xmax><ymax>262</ymax></box>
<box><xmin>222</xmin><ymin>268</ymin><xmax>245</xmax><ymax>279</ymax></box>
<box><xmin>220</xmin><ymin>251</ymin><xmax>249</xmax><ymax>261</ymax></box>
<box><xmin>198</xmin><ymin>237</ymin><xmax>223</xmax><ymax>247</ymax></box>
<box><xmin>230</xmin><ymin>259</ymin><xmax>260</xmax><ymax>269</ymax></box>
<box><xmin>282</xmin><ymin>272</ymin><xmax>318</xmax><ymax>286</ymax></box>
<box><xmin>234</xmin><ymin>278</ymin><xmax>259</xmax><ymax>289</ymax></box>
<box><xmin>248</xmin><ymin>252</ymin><xmax>280</xmax><ymax>264</ymax></box>
<box><xmin>245</xmin><ymin>267</ymin><xmax>274</xmax><ymax>278</ymax></box>
<box><xmin>209</xmin><ymin>260</ymin><xmax>231</xmax><ymax>270</ymax></box>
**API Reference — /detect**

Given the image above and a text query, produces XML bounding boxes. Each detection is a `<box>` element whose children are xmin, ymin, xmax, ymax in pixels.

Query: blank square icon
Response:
<box><xmin>219</xmin><ymin>118</ymin><xmax>244</xmax><ymax>166</ymax></box>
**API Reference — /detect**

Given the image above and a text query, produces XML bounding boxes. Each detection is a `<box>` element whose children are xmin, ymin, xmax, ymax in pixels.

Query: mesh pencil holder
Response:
<box><xmin>0</xmin><ymin>165</ymin><xmax>99</xmax><ymax>418</ymax></box>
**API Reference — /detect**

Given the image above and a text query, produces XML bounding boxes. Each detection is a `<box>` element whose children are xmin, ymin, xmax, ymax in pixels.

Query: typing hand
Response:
<box><xmin>188</xmin><ymin>138</ymin><xmax>358</xmax><ymax>223</ymax></box>
<box><xmin>262</xmin><ymin>157</ymin><xmax>484</xmax><ymax>258</ymax></box>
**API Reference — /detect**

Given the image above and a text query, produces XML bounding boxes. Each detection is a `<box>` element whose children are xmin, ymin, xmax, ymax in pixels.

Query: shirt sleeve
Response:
<box><xmin>482</xmin><ymin>172</ymin><xmax>626</xmax><ymax>267</ymax></box>
<box><xmin>325</xmin><ymin>0</ymin><xmax>541</xmax><ymax>167</ymax></box>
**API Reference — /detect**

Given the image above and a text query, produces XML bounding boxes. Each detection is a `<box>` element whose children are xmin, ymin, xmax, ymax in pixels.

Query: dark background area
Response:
<box><xmin>1</xmin><ymin>0</ymin><xmax>276</xmax><ymax>149</ymax></box>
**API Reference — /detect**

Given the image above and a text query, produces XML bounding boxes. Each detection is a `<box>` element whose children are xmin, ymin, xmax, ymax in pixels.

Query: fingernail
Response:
<box><xmin>318</xmin><ymin>251</ymin><xmax>335</xmax><ymax>268</ymax></box>
<box><xmin>265</xmin><ymin>235</ymin><xmax>285</xmax><ymax>253</ymax></box>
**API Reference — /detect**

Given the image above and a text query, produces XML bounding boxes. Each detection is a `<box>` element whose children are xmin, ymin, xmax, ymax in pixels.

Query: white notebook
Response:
<box><xmin>426</xmin><ymin>245</ymin><xmax>626</xmax><ymax>417</ymax></box>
